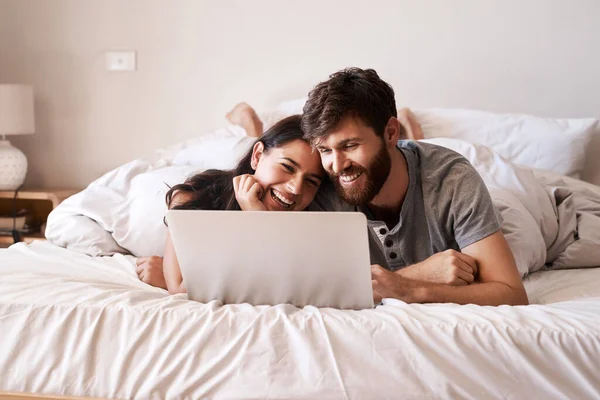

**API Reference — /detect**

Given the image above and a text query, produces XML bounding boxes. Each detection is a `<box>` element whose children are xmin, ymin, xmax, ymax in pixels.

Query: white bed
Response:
<box><xmin>2</xmin><ymin>106</ymin><xmax>600</xmax><ymax>399</ymax></box>
<box><xmin>1</xmin><ymin>240</ymin><xmax>599</xmax><ymax>399</ymax></box>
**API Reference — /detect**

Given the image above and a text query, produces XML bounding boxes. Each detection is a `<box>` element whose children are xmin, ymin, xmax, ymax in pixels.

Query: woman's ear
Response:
<box><xmin>250</xmin><ymin>141</ymin><xmax>265</xmax><ymax>171</ymax></box>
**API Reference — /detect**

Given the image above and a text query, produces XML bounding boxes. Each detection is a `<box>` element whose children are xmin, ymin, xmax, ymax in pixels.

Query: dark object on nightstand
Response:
<box><xmin>0</xmin><ymin>188</ymin><xmax>81</xmax><ymax>247</ymax></box>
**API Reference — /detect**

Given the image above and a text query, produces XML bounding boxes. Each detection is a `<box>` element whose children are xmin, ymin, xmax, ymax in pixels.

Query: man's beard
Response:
<box><xmin>331</xmin><ymin>141</ymin><xmax>391</xmax><ymax>205</ymax></box>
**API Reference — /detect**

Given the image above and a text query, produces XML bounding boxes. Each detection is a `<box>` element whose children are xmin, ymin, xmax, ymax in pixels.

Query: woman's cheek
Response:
<box><xmin>254</xmin><ymin>166</ymin><xmax>277</xmax><ymax>188</ymax></box>
<box><xmin>303</xmin><ymin>187</ymin><xmax>318</xmax><ymax>207</ymax></box>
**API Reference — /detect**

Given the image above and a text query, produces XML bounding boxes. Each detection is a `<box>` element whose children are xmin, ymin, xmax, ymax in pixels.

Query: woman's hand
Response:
<box><xmin>233</xmin><ymin>174</ymin><xmax>268</xmax><ymax>211</ymax></box>
<box><xmin>136</xmin><ymin>256</ymin><xmax>167</xmax><ymax>290</ymax></box>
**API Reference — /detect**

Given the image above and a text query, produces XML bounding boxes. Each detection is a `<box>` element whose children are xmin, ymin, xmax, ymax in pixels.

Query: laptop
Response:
<box><xmin>166</xmin><ymin>210</ymin><xmax>374</xmax><ymax>309</ymax></box>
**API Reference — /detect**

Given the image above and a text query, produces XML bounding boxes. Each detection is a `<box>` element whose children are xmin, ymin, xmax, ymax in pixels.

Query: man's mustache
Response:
<box><xmin>330</xmin><ymin>166</ymin><xmax>366</xmax><ymax>179</ymax></box>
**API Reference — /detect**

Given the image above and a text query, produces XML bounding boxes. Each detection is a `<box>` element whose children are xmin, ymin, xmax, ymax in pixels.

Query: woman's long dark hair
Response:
<box><xmin>166</xmin><ymin>114</ymin><xmax>319</xmax><ymax>212</ymax></box>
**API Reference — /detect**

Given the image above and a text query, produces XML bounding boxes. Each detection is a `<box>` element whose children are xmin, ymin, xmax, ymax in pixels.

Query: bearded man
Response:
<box><xmin>302</xmin><ymin>68</ymin><xmax>528</xmax><ymax>306</ymax></box>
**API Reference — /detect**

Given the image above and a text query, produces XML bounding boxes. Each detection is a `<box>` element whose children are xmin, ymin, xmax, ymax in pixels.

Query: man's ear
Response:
<box><xmin>250</xmin><ymin>141</ymin><xmax>265</xmax><ymax>170</ymax></box>
<box><xmin>384</xmin><ymin>117</ymin><xmax>403</xmax><ymax>146</ymax></box>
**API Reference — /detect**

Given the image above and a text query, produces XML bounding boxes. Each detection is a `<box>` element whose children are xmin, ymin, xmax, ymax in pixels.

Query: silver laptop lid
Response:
<box><xmin>166</xmin><ymin>210</ymin><xmax>373</xmax><ymax>309</ymax></box>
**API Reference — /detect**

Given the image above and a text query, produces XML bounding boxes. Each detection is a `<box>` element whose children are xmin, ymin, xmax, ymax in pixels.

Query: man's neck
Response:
<box><xmin>367</xmin><ymin>148</ymin><xmax>409</xmax><ymax>226</ymax></box>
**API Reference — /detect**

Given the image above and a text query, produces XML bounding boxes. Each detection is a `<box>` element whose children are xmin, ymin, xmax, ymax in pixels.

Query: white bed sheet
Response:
<box><xmin>1</xmin><ymin>241</ymin><xmax>599</xmax><ymax>399</ymax></box>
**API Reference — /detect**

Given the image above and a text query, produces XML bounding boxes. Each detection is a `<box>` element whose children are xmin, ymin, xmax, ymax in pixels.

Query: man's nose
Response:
<box><xmin>332</xmin><ymin>152</ymin><xmax>349</xmax><ymax>174</ymax></box>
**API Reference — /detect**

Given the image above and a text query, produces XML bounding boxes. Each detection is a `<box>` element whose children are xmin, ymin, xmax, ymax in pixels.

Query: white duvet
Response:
<box><xmin>1</xmin><ymin>241</ymin><xmax>600</xmax><ymax>399</ymax></box>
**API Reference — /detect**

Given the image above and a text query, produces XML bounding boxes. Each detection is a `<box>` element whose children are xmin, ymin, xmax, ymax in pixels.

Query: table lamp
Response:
<box><xmin>0</xmin><ymin>84</ymin><xmax>35</xmax><ymax>191</ymax></box>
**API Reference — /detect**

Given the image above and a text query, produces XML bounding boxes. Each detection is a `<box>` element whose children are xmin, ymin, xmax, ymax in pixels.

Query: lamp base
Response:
<box><xmin>0</xmin><ymin>139</ymin><xmax>28</xmax><ymax>191</ymax></box>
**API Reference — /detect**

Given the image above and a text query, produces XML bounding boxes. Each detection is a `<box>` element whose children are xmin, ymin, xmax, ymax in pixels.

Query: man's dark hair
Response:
<box><xmin>301</xmin><ymin>67</ymin><xmax>398</xmax><ymax>144</ymax></box>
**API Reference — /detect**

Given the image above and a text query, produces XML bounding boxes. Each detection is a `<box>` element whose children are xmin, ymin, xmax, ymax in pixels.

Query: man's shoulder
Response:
<box><xmin>397</xmin><ymin>140</ymin><xmax>474</xmax><ymax>184</ymax></box>
<box><xmin>399</xmin><ymin>140</ymin><xmax>490</xmax><ymax>219</ymax></box>
<box><xmin>397</xmin><ymin>139</ymin><xmax>467</xmax><ymax>161</ymax></box>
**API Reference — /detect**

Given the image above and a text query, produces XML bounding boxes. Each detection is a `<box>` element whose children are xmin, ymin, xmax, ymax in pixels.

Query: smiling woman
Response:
<box><xmin>153</xmin><ymin>113</ymin><xmax>330</xmax><ymax>294</ymax></box>
<box><xmin>166</xmin><ymin>114</ymin><xmax>326</xmax><ymax>213</ymax></box>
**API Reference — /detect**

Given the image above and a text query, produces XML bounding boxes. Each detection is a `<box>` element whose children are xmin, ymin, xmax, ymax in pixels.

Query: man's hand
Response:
<box><xmin>372</xmin><ymin>265</ymin><xmax>424</xmax><ymax>303</ymax></box>
<box><xmin>372</xmin><ymin>232</ymin><xmax>528</xmax><ymax>306</ymax></box>
<box><xmin>397</xmin><ymin>249</ymin><xmax>478</xmax><ymax>286</ymax></box>
<box><xmin>233</xmin><ymin>174</ymin><xmax>268</xmax><ymax>211</ymax></box>
<box><xmin>136</xmin><ymin>256</ymin><xmax>167</xmax><ymax>290</ymax></box>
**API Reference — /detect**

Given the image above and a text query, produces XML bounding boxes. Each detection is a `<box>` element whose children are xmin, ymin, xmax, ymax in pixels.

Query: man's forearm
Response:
<box><xmin>411</xmin><ymin>281</ymin><xmax>528</xmax><ymax>306</ymax></box>
<box><xmin>396</xmin><ymin>263</ymin><xmax>426</xmax><ymax>280</ymax></box>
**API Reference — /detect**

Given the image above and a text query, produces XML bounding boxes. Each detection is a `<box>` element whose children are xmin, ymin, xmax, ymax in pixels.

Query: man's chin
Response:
<box><xmin>337</xmin><ymin>187</ymin><xmax>373</xmax><ymax>206</ymax></box>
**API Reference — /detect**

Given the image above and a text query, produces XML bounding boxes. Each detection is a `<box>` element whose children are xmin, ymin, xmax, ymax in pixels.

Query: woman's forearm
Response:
<box><xmin>167</xmin><ymin>280</ymin><xmax>186</xmax><ymax>294</ymax></box>
<box><xmin>163</xmin><ymin>232</ymin><xmax>187</xmax><ymax>294</ymax></box>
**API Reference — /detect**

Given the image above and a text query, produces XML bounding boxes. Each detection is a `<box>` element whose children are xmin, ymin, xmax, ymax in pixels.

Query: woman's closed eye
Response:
<box><xmin>305</xmin><ymin>178</ymin><xmax>320</xmax><ymax>187</ymax></box>
<box><xmin>281</xmin><ymin>163</ymin><xmax>294</xmax><ymax>173</ymax></box>
<box><xmin>280</xmin><ymin>162</ymin><xmax>320</xmax><ymax>187</ymax></box>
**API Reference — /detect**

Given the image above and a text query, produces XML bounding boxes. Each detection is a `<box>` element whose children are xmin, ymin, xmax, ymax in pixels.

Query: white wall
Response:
<box><xmin>1</xmin><ymin>0</ymin><xmax>599</xmax><ymax>188</ymax></box>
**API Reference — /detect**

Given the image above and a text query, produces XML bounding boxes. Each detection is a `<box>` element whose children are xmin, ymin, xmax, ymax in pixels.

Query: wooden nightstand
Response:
<box><xmin>0</xmin><ymin>189</ymin><xmax>80</xmax><ymax>247</ymax></box>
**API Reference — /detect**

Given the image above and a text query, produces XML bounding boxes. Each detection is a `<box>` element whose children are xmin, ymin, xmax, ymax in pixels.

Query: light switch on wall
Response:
<box><xmin>105</xmin><ymin>51</ymin><xmax>137</xmax><ymax>72</ymax></box>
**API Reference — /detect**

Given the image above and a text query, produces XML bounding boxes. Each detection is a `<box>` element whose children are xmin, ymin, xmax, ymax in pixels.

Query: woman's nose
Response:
<box><xmin>286</xmin><ymin>175</ymin><xmax>303</xmax><ymax>195</ymax></box>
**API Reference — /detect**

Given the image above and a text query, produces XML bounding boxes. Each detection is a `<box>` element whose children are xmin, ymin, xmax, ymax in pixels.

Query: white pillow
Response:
<box><xmin>414</xmin><ymin>108</ymin><xmax>598</xmax><ymax>179</ymax></box>
<box><xmin>156</xmin><ymin>125</ymin><xmax>247</xmax><ymax>163</ymax></box>
<box><xmin>262</xmin><ymin>101</ymin><xmax>599</xmax><ymax>181</ymax></box>
<box><xmin>172</xmin><ymin>134</ymin><xmax>256</xmax><ymax>169</ymax></box>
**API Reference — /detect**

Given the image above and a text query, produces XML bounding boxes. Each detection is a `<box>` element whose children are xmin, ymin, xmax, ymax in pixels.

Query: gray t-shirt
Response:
<box><xmin>313</xmin><ymin>140</ymin><xmax>502</xmax><ymax>271</ymax></box>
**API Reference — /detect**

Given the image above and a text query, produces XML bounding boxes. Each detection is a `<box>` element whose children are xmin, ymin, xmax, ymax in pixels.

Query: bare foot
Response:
<box><xmin>226</xmin><ymin>102</ymin><xmax>264</xmax><ymax>137</ymax></box>
<box><xmin>397</xmin><ymin>108</ymin><xmax>424</xmax><ymax>140</ymax></box>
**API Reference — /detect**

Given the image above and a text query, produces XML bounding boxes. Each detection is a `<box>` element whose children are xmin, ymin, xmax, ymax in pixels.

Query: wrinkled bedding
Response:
<box><xmin>421</xmin><ymin>138</ymin><xmax>600</xmax><ymax>275</ymax></box>
<box><xmin>45</xmin><ymin>137</ymin><xmax>600</xmax><ymax>276</ymax></box>
<box><xmin>1</xmin><ymin>241</ymin><xmax>599</xmax><ymax>399</ymax></box>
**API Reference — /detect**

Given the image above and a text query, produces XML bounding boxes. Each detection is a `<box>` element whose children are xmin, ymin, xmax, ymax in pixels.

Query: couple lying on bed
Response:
<box><xmin>136</xmin><ymin>67</ymin><xmax>529</xmax><ymax>306</ymax></box>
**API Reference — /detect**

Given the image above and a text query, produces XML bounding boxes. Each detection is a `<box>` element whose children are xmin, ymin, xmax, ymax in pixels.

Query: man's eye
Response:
<box><xmin>345</xmin><ymin>143</ymin><xmax>357</xmax><ymax>149</ymax></box>
<box><xmin>319</xmin><ymin>148</ymin><xmax>331</xmax><ymax>154</ymax></box>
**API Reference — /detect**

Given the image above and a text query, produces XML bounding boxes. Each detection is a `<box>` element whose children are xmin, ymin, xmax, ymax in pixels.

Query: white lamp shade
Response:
<box><xmin>0</xmin><ymin>84</ymin><xmax>35</xmax><ymax>135</ymax></box>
